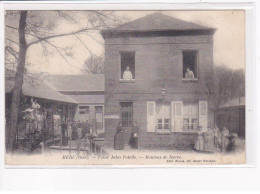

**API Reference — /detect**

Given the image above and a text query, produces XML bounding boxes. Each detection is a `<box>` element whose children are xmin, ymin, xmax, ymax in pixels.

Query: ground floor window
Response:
<box><xmin>183</xmin><ymin>102</ymin><xmax>199</xmax><ymax>131</ymax></box>
<box><xmin>77</xmin><ymin>105</ymin><xmax>90</xmax><ymax>122</ymax></box>
<box><xmin>155</xmin><ymin>102</ymin><xmax>171</xmax><ymax>132</ymax></box>
<box><xmin>147</xmin><ymin>101</ymin><xmax>207</xmax><ymax>133</ymax></box>
<box><xmin>78</xmin><ymin>106</ymin><xmax>89</xmax><ymax>115</ymax></box>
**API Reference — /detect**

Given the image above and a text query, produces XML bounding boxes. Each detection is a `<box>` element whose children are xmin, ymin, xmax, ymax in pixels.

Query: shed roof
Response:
<box><xmin>101</xmin><ymin>13</ymin><xmax>216</xmax><ymax>38</ymax></box>
<box><xmin>5</xmin><ymin>79</ymin><xmax>77</xmax><ymax>104</ymax></box>
<box><xmin>48</xmin><ymin>74</ymin><xmax>104</xmax><ymax>92</ymax></box>
<box><xmin>68</xmin><ymin>94</ymin><xmax>104</xmax><ymax>104</ymax></box>
<box><xmin>219</xmin><ymin>97</ymin><xmax>245</xmax><ymax>108</ymax></box>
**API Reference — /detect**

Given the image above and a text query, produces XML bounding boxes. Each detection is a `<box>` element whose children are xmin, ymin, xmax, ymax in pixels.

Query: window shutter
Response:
<box><xmin>147</xmin><ymin>101</ymin><xmax>156</xmax><ymax>132</ymax></box>
<box><xmin>174</xmin><ymin>101</ymin><xmax>183</xmax><ymax>132</ymax></box>
<box><xmin>171</xmin><ymin>102</ymin><xmax>175</xmax><ymax>132</ymax></box>
<box><xmin>199</xmin><ymin>101</ymin><xmax>208</xmax><ymax>130</ymax></box>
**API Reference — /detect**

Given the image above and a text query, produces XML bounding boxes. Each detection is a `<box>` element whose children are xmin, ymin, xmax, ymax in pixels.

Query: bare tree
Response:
<box><xmin>5</xmin><ymin>10</ymin><xmax>124</xmax><ymax>153</ymax></box>
<box><xmin>83</xmin><ymin>55</ymin><xmax>105</xmax><ymax>74</ymax></box>
<box><xmin>205</xmin><ymin>65</ymin><xmax>245</xmax><ymax>107</ymax></box>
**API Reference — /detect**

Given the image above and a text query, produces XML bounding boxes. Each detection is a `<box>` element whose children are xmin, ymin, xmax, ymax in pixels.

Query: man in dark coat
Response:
<box><xmin>71</xmin><ymin>121</ymin><xmax>78</xmax><ymax>140</ymax></box>
<box><xmin>129</xmin><ymin>122</ymin><xmax>139</xmax><ymax>149</ymax></box>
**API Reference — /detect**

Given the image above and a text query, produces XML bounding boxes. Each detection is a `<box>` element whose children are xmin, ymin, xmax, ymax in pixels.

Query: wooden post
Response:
<box><xmin>69</xmin><ymin>136</ymin><xmax>71</xmax><ymax>154</ymax></box>
<box><xmin>51</xmin><ymin>103</ymin><xmax>56</xmax><ymax>141</ymax></box>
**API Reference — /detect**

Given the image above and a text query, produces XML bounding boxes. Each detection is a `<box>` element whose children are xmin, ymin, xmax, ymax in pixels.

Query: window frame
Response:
<box><xmin>120</xmin><ymin>102</ymin><xmax>133</xmax><ymax>127</ymax></box>
<box><xmin>182</xmin><ymin>50</ymin><xmax>199</xmax><ymax>81</ymax></box>
<box><xmin>119</xmin><ymin>51</ymin><xmax>136</xmax><ymax>82</ymax></box>
<box><xmin>182</xmin><ymin>102</ymin><xmax>199</xmax><ymax>132</ymax></box>
<box><xmin>94</xmin><ymin>105</ymin><xmax>104</xmax><ymax>132</ymax></box>
<box><xmin>155</xmin><ymin>102</ymin><xmax>171</xmax><ymax>133</ymax></box>
<box><xmin>78</xmin><ymin>105</ymin><xmax>89</xmax><ymax>115</ymax></box>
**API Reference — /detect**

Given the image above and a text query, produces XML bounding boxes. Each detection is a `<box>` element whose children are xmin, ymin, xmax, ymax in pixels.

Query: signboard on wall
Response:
<box><xmin>105</xmin><ymin>115</ymin><xmax>120</xmax><ymax>119</ymax></box>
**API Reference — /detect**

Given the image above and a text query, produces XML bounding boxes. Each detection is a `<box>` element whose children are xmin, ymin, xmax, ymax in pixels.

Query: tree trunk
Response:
<box><xmin>6</xmin><ymin>11</ymin><xmax>28</xmax><ymax>153</ymax></box>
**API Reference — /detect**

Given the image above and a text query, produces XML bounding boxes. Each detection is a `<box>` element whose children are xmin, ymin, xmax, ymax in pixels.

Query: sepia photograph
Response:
<box><xmin>4</xmin><ymin>10</ymin><xmax>246</xmax><ymax>165</ymax></box>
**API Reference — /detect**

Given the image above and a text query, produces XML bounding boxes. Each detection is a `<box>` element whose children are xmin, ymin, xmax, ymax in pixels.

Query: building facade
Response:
<box><xmin>5</xmin><ymin>69</ymin><xmax>78</xmax><ymax>140</ymax></box>
<box><xmin>49</xmin><ymin>75</ymin><xmax>105</xmax><ymax>134</ymax></box>
<box><xmin>101</xmin><ymin>13</ymin><xmax>216</xmax><ymax>149</ymax></box>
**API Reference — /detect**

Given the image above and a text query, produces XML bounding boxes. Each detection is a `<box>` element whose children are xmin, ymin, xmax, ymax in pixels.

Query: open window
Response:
<box><xmin>120</xmin><ymin>52</ymin><xmax>135</xmax><ymax>80</ymax></box>
<box><xmin>182</xmin><ymin>50</ymin><xmax>198</xmax><ymax>80</ymax></box>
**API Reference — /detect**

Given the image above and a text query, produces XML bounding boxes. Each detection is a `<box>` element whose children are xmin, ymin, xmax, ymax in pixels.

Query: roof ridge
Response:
<box><xmin>115</xmin><ymin>12</ymin><xmax>210</xmax><ymax>30</ymax></box>
<box><xmin>105</xmin><ymin>12</ymin><xmax>213</xmax><ymax>32</ymax></box>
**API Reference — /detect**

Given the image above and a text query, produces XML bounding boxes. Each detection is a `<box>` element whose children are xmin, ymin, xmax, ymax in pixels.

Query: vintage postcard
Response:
<box><xmin>4</xmin><ymin>10</ymin><xmax>246</xmax><ymax>165</ymax></box>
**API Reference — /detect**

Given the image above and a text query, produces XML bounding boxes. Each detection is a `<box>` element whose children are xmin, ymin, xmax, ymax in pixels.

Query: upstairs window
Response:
<box><xmin>182</xmin><ymin>50</ymin><xmax>198</xmax><ymax>80</ymax></box>
<box><xmin>120</xmin><ymin>52</ymin><xmax>135</xmax><ymax>80</ymax></box>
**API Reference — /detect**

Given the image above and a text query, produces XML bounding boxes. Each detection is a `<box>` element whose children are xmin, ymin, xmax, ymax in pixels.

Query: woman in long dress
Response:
<box><xmin>194</xmin><ymin>127</ymin><xmax>205</xmax><ymax>151</ymax></box>
<box><xmin>204</xmin><ymin>128</ymin><xmax>215</xmax><ymax>152</ymax></box>
<box><xmin>67</xmin><ymin>120</ymin><xmax>72</xmax><ymax>140</ymax></box>
<box><xmin>221</xmin><ymin>127</ymin><xmax>230</xmax><ymax>152</ymax></box>
<box><xmin>214</xmin><ymin>127</ymin><xmax>221</xmax><ymax>151</ymax></box>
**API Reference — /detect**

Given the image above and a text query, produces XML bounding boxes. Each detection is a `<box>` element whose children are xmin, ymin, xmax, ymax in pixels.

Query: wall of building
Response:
<box><xmin>215</xmin><ymin>106</ymin><xmax>245</xmax><ymax>138</ymax></box>
<box><xmin>104</xmin><ymin>35</ymin><xmax>214</xmax><ymax>148</ymax></box>
<box><xmin>105</xmin><ymin>35</ymin><xmax>213</xmax><ymax>94</ymax></box>
<box><xmin>105</xmin><ymin>94</ymin><xmax>214</xmax><ymax>148</ymax></box>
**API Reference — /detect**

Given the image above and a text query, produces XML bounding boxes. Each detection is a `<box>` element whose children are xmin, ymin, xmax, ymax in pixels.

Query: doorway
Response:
<box><xmin>120</xmin><ymin>102</ymin><xmax>133</xmax><ymax>145</ymax></box>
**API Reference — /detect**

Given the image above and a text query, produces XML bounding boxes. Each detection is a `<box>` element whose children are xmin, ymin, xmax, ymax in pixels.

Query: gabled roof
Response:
<box><xmin>5</xmin><ymin>79</ymin><xmax>77</xmax><ymax>104</ymax></box>
<box><xmin>101</xmin><ymin>12</ymin><xmax>216</xmax><ymax>39</ymax></box>
<box><xmin>48</xmin><ymin>74</ymin><xmax>104</xmax><ymax>92</ymax></box>
<box><xmin>115</xmin><ymin>12</ymin><xmax>212</xmax><ymax>31</ymax></box>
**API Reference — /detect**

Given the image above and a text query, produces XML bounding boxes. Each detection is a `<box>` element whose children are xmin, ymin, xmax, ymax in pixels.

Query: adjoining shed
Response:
<box><xmin>48</xmin><ymin>74</ymin><xmax>105</xmax><ymax>133</ymax></box>
<box><xmin>215</xmin><ymin>97</ymin><xmax>245</xmax><ymax>138</ymax></box>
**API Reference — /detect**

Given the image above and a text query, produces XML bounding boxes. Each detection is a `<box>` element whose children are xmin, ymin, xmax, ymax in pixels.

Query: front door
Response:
<box><xmin>120</xmin><ymin>102</ymin><xmax>133</xmax><ymax>145</ymax></box>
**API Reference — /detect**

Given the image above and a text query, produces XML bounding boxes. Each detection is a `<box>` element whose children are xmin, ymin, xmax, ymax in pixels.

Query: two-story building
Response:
<box><xmin>101</xmin><ymin>13</ymin><xmax>216</xmax><ymax>149</ymax></box>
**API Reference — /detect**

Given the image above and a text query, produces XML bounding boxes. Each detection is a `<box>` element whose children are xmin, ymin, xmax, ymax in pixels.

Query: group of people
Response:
<box><xmin>194</xmin><ymin>126</ymin><xmax>238</xmax><ymax>153</ymax></box>
<box><xmin>23</xmin><ymin>99</ymin><xmax>46</xmax><ymax>134</ymax></box>
<box><xmin>66</xmin><ymin>120</ymin><xmax>94</xmax><ymax>140</ymax></box>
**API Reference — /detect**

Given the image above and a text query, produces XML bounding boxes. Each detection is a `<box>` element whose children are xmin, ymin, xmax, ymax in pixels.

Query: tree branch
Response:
<box><xmin>6</xmin><ymin>25</ymin><xmax>19</xmax><ymax>31</ymax></box>
<box><xmin>5</xmin><ymin>46</ymin><xmax>18</xmax><ymax>60</ymax></box>
<box><xmin>27</xmin><ymin>27</ymin><xmax>97</xmax><ymax>47</ymax></box>
<box><xmin>6</xmin><ymin>38</ymin><xmax>20</xmax><ymax>46</ymax></box>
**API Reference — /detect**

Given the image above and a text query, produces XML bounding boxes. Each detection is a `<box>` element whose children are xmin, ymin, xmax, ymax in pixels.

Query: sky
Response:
<box><xmin>6</xmin><ymin>10</ymin><xmax>245</xmax><ymax>75</ymax></box>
